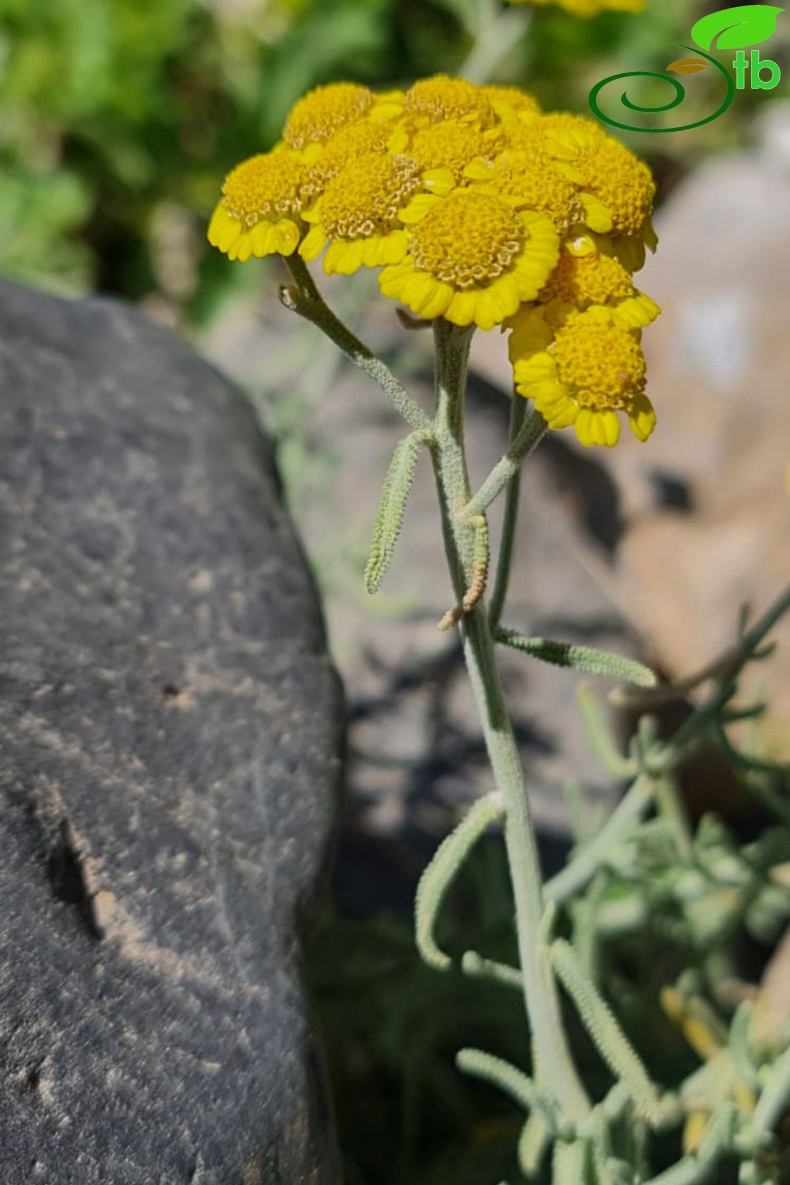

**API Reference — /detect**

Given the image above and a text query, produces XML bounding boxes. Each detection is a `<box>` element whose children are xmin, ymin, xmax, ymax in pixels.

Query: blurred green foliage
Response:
<box><xmin>0</xmin><ymin>0</ymin><xmax>728</xmax><ymax>324</ymax></box>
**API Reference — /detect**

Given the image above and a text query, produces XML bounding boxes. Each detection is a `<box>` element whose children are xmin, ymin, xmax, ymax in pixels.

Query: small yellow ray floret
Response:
<box><xmin>283</xmin><ymin>82</ymin><xmax>375</xmax><ymax>149</ymax></box>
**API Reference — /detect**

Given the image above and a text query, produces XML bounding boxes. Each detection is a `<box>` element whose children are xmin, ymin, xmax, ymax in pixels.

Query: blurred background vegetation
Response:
<box><xmin>0</xmin><ymin>0</ymin><xmax>772</xmax><ymax>330</ymax></box>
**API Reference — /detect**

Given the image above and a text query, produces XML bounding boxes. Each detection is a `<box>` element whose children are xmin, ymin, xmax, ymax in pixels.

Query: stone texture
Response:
<box><xmin>0</xmin><ymin>278</ymin><xmax>343</xmax><ymax>1184</ymax></box>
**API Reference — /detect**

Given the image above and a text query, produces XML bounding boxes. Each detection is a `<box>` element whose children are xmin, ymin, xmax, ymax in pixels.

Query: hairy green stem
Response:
<box><xmin>429</xmin><ymin>319</ymin><xmax>589</xmax><ymax>1124</ymax></box>
<box><xmin>282</xmin><ymin>255</ymin><xmax>431</xmax><ymax>433</ymax></box>
<box><xmin>488</xmin><ymin>389</ymin><xmax>526</xmax><ymax>633</ymax></box>
<box><xmin>462</xmin><ymin>402</ymin><xmax>548</xmax><ymax>521</ymax></box>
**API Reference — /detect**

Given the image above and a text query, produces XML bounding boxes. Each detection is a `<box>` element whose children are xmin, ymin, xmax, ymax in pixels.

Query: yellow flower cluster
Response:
<box><xmin>505</xmin><ymin>0</ymin><xmax>647</xmax><ymax>15</ymax></box>
<box><xmin>208</xmin><ymin>76</ymin><xmax>660</xmax><ymax>448</ymax></box>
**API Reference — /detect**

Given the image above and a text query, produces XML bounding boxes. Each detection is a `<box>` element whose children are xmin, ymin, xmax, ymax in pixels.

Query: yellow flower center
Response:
<box><xmin>302</xmin><ymin>120</ymin><xmax>392</xmax><ymax>198</ymax></box>
<box><xmin>541</xmin><ymin>112</ymin><xmax>608</xmax><ymax>151</ymax></box>
<box><xmin>283</xmin><ymin>83</ymin><xmax>374</xmax><ymax>149</ymax></box>
<box><xmin>221</xmin><ymin>151</ymin><xmax>304</xmax><ymax>224</ymax></box>
<box><xmin>403</xmin><ymin>75</ymin><xmax>496</xmax><ymax>127</ymax></box>
<box><xmin>552</xmin><ymin>315</ymin><xmax>646</xmax><ymax>409</ymax></box>
<box><xmin>409</xmin><ymin>191</ymin><xmax>525</xmax><ymax>289</ymax></box>
<box><xmin>408</xmin><ymin>122</ymin><xmax>502</xmax><ymax>179</ymax></box>
<box><xmin>320</xmin><ymin>154</ymin><xmax>422</xmax><ymax>239</ymax></box>
<box><xmin>580</xmin><ymin>143</ymin><xmax>655</xmax><ymax>237</ymax></box>
<box><xmin>481</xmin><ymin>151</ymin><xmax>578</xmax><ymax>232</ymax></box>
<box><xmin>481</xmin><ymin>85</ymin><xmax>541</xmax><ymax>120</ymax></box>
<box><xmin>540</xmin><ymin>252</ymin><xmax>634</xmax><ymax>307</ymax></box>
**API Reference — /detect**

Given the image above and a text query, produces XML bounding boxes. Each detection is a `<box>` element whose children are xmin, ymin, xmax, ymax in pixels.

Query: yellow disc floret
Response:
<box><xmin>207</xmin><ymin>150</ymin><xmax>305</xmax><ymax>261</ymax></box>
<box><xmin>409</xmin><ymin>190</ymin><xmax>525</xmax><ymax>287</ymax></box>
<box><xmin>578</xmin><ymin>141</ymin><xmax>656</xmax><ymax>238</ymax></box>
<box><xmin>480</xmin><ymin>85</ymin><xmax>542</xmax><ymax>122</ymax></box>
<box><xmin>402</xmin><ymin>75</ymin><xmax>496</xmax><ymax>128</ymax></box>
<box><xmin>301</xmin><ymin>120</ymin><xmax>393</xmax><ymax>200</ymax></box>
<box><xmin>553</xmin><ymin>314</ymin><xmax>646</xmax><ymax>407</ymax></box>
<box><xmin>512</xmin><ymin>307</ymin><xmax>655</xmax><ymax>446</ymax></box>
<box><xmin>283</xmin><ymin>82</ymin><xmax>375</xmax><ymax>149</ymax></box>
<box><xmin>320</xmin><ymin>153</ymin><xmax>421</xmax><ymax>238</ymax></box>
<box><xmin>466</xmin><ymin>150</ymin><xmax>580</xmax><ymax>234</ymax></box>
<box><xmin>531</xmin><ymin>249</ymin><xmax>660</xmax><ymax>329</ymax></box>
<box><xmin>542</xmin><ymin>250</ymin><xmax>634</xmax><ymax>306</ymax></box>
<box><xmin>379</xmin><ymin>190</ymin><xmax>559</xmax><ymax>330</ymax></box>
<box><xmin>408</xmin><ymin>122</ymin><xmax>503</xmax><ymax>182</ymax></box>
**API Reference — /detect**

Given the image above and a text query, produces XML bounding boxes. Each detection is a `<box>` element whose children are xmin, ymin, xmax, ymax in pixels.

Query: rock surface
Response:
<box><xmin>0</xmin><ymin>278</ymin><xmax>343</xmax><ymax>1183</ymax></box>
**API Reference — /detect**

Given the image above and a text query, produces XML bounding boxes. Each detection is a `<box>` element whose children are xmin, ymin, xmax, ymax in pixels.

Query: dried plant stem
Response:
<box><xmin>429</xmin><ymin>319</ymin><xmax>590</xmax><ymax>1124</ymax></box>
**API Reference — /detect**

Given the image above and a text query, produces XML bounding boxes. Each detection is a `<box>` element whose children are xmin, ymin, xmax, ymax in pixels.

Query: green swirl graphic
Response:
<box><xmin>588</xmin><ymin>45</ymin><xmax>736</xmax><ymax>134</ymax></box>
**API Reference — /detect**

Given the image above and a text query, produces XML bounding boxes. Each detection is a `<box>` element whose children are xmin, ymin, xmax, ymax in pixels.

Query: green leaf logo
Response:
<box><xmin>691</xmin><ymin>4</ymin><xmax>783</xmax><ymax>51</ymax></box>
<box><xmin>666</xmin><ymin>57</ymin><xmax>710</xmax><ymax>73</ymax></box>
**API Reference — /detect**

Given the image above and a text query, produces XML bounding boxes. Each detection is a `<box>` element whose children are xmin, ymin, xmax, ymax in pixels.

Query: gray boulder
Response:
<box><xmin>0</xmin><ymin>278</ymin><xmax>343</xmax><ymax>1184</ymax></box>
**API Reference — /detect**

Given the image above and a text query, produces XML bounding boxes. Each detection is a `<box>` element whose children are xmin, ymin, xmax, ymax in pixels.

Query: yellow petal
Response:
<box><xmin>579</xmin><ymin>193</ymin><xmax>614</xmax><ymax>235</ymax></box>
<box><xmin>628</xmin><ymin>391</ymin><xmax>657</xmax><ymax>442</ymax></box>
<box><xmin>325</xmin><ymin>238</ymin><xmax>365</xmax><ymax>275</ymax></box>
<box><xmin>250</xmin><ymin>221</ymin><xmax>278</xmax><ymax>256</ymax></box>
<box><xmin>574</xmin><ymin>408</ymin><xmax>596</xmax><ymax>447</ymax></box>
<box><xmin>274</xmin><ymin>219</ymin><xmax>300</xmax><ymax>256</ymax></box>
<box><xmin>299</xmin><ymin>225</ymin><xmax>327</xmax><ymax>261</ymax></box>
<box><xmin>423</xmin><ymin>167</ymin><xmax>455</xmax><ymax>196</ymax></box>
<box><xmin>398</xmin><ymin>194</ymin><xmax>441</xmax><ymax>225</ymax></box>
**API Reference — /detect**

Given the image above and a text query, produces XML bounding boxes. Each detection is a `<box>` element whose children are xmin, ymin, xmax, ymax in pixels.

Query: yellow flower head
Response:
<box><xmin>543</xmin><ymin>116</ymin><xmax>656</xmax><ymax>257</ymax></box>
<box><xmin>531</xmin><ymin>248</ymin><xmax>661</xmax><ymax>329</ymax></box>
<box><xmin>480</xmin><ymin>85</ymin><xmax>542</xmax><ymax>123</ymax></box>
<box><xmin>464</xmin><ymin>150</ymin><xmax>580</xmax><ymax>235</ymax></box>
<box><xmin>283</xmin><ymin>82</ymin><xmax>375</xmax><ymax>149</ymax></box>
<box><xmin>405</xmin><ymin>121</ymin><xmax>506</xmax><ymax>184</ymax></box>
<box><xmin>402</xmin><ymin>75</ymin><xmax>497</xmax><ymax>129</ymax></box>
<box><xmin>511</xmin><ymin>306</ymin><xmax>656</xmax><ymax>447</ymax></box>
<box><xmin>504</xmin><ymin>0</ymin><xmax>647</xmax><ymax>14</ymax></box>
<box><xmin>379</xmin><ymin>189</ymin><xmax>559</xmax><ymax>331</ymax></box>
<box><xmin>207</xmin><ymin>150</ymin><xmax>305</xmax><ymax>261</ymax></box>
<box><xmin>300</xmin><ymin>153</ymin><xmax>423</xmax><ymax>274</ymax></box>
<box><xmin>301</xmin><ymin>119</ymin><xmax>394</xmax><ymax>200</ymax></box>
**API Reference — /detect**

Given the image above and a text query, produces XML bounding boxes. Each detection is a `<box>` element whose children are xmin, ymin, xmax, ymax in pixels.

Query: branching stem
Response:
<box><xmin>281</xmin><ymin>256</ymin><xmax>431</xmax><ymax>433</ymax></box>
<box><xmin>429</xmin><ymin>319</ymin><xmax>590</xmax><ymax>1124</ymax></box>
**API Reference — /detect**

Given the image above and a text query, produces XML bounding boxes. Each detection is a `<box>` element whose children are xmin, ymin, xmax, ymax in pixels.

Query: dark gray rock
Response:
<box><xmin>0</xmin><ymin>278</ymin><xmax>343</xmax><ymax>1184</ymax></box>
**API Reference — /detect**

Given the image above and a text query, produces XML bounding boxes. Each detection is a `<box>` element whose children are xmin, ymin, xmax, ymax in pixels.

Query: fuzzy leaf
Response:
<box><xmin>414</xmin><ymin>794</ymin><xmax>504</xmax><ymax>972</ymax></box>
<box><xmin>667</xmin><ymin>57</ymin><xmax>710</xmax><ymax>73</ymax></box>
<box><xmin>691</xmin><ymin>5</ymin><xmax>783</xmax><ymax>51</ymax></box>
<box><xmin>495</xmin><ymin>630</ymin><xmax>657</xmax><ymax>688</ymax></box>
<box><xmin>364</xmin><ymin>430</ymin><xmax>429</xmax><ymax>594</ymax></box>
<box><xmin>550</xmin><ymin>940</ymin><xmax>662</xmax><ymax>1124</ymax></box>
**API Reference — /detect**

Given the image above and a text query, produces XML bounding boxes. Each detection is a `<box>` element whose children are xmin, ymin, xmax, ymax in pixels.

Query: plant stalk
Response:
<box><xmin>429</xmin><ymin>320</ymin><xmax>590</xmax><ymax>1124</ymax></box>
